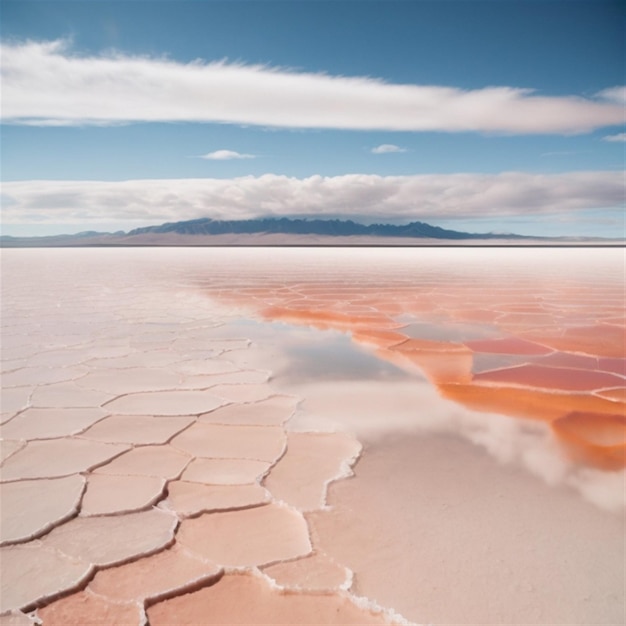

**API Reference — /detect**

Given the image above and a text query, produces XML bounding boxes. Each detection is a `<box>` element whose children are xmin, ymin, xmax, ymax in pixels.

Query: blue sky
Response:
<box><xmin>1</xmin><ymin>0</ymin><xmax>624</xmax><ymax>237</ymax></box>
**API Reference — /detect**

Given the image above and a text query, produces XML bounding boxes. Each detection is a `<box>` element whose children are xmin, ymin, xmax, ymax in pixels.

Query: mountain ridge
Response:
<box><xmin>1</xmin><ymin>217</ymin><xmax>621</xmax><ymax>247</ymax></box>
<box><xmin>125</xmin><ymin>217</ymin><xmax>513</xmax><ymax>240</ymax></box>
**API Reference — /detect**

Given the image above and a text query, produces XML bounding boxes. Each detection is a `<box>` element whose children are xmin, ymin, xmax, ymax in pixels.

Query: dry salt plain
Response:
<box><xmin>0</xmin><ymin>246</ymin><xmax>624</xmax><ymax>626</ymax></box>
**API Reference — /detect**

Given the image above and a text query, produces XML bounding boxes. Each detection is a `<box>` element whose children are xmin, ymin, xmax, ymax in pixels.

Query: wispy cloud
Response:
<box><xmin>596</xmin><ymin>86</ymin><xmax>626</xmax><ymax>105</ymax></box>
<box><xmin>603</xmin><ymin>132</ymin><xmax>626</xmax><ymax>142</ymax></box>
<box><xmin>200</xmin><ymin>150</ymin><xmax>255</xmax><ymax>160</ymax></box>
<box><xmin>2</xmin><ymin>40</ymin><xmax>624</xmax><ymax>134</ymax></box>
<box><xmin>371</xmin><ymin>144</ymin><xmax>408</xmax><ymax>154</ymax></box>
<box><xmin>2</xmin><ymin>171</ymin><xmax>622</xmax><ymax>227</ymax></box>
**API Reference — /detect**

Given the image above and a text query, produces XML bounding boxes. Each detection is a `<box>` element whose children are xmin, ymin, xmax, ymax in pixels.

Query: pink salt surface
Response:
<box><xmin>103</xmin><ymin>389</ymin><xmax>225</xmax><ymax>415</ymax></box>
<box><xmin>308</xmin><ymin>433</ymin><xmax>625</xmax><ymax>625</ymax></box>
<box><xmin>180</xmin><ymin>457</ymin><xmax>271</xmax><ymax>484</ymax></box>
<box><xmin>264</xmin><ymin>431</ymin><xmax>361</xmax><ymax>511</ymax></box>
<box><xmin>29</xmin><ymin>382</ymin><xmax>115</xmax><ymax>408</ymax></box>
<box><xmin>165</xmin><ymin>480</ymin><xmax>269</xmax><ymax>517</ymax></box>
<box><xmin>1</xmin><ymin>247</ymin><xmax>624</xmax><ymax>625</ymax></box>
<box><xmin>0</xmin><ymin>475</ymin><xmax>85</xmax><ymax>544</ymax></box>
<box><xmin>92</xmin><ymin>444</ymin><xmax>191</xmax><ymax>479</ymax></box>
<box><xmin>261</xmin><ymin>551</ymin><xmax>351</xmax><ymax>591</ymax></box>
<box><xmin>146</xmin><ymin>573</ymin><xmax>385</xmax><ymax>625</ymax></box>
<box><xmin>0</xmin><ymin>407</ymin><xmax>108</xmax><ymax>440</ymax></box>
<box><xmin>80</xmin><ymin>474</ymin><xmax>166</xmax><ymax>515</ymax></box>
<box><xmin>171</xmin><ymin>422</ymin><xmax>286</xmax><ymax>462</ymax></box>
<box><xmin>0</xmin><ymin>439</ymin><xmax>129</xmax><ymax>480</ymax></box>
<box><xmin>87</xmin><ymin>543</ymin><xmax>222</xmax><ymax>605</ymax></box>
<box><xmin>37</xmin><ymin>591</ymin><xmax>144</xmax><ymax>626</ymax></box>
<box><xmin>199</xmin><ymin>394</ymin><xmax>298</xmax><ymax>425</ymax></box>
<box><xmin>79</xmin><ymin>414</ymin><xmax>195</xmax><ymax>445</ymax></box>
<box><xmin>176</xmin><ymin>503</ymin><xmax>311</xmax><ymax>567</ymax></box>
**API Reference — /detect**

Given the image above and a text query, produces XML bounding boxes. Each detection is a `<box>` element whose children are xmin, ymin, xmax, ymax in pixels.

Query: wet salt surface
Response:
<box><xmin>0</xmin><ymin>246</ymin><xmax>624</xmax><ymax>625</ymax></box>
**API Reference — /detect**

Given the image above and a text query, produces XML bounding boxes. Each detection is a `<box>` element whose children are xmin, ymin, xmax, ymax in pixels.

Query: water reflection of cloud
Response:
<box><xmin>281</xmin><ymin>378</ymin><xmax>625</xmax><ymax>513</ymax></box>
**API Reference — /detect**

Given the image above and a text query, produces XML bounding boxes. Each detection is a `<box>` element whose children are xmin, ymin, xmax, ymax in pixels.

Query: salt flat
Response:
<box><xmin>1</xmin><ymin>246</ymin><xmax>624</xmax><ymax>625</ymax></box>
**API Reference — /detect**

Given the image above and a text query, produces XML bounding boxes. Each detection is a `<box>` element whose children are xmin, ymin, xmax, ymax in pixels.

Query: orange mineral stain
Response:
<box><xmin>551</xmin><ymin>412</ymin><xmax>626</xmax><ymax>470</ymax></box>
<box><xmin>207</xmin><ymin>253</ymin><xmax>626</xmax><ymax>470</ymax></box>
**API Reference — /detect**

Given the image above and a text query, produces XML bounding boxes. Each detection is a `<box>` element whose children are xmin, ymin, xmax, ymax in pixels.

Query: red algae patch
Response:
<box><xmin>440</xmin><ymin>382</ymin><xmax>625</xmax><ymax>423</ymax></box>
<box><xmin>92</xmin><ymin>445</ymin><xmax>191</xmax><ymax>478</ymax></box>
<box><xmin>199</xmin><ymin>395</ymin><xmax>298</xmax><ymax>426</ymax></box>
<box><xmin>146</xmin><ymin>573</ymin><xmax>386</xmax><ymax>625</ymax></box>
<box><xmin>36</xmin><ymin>591</ymin><xmax>142</xmax><ymax>626</ymax></box>
<box><xmin>596</xmin><ymin>387</ymin><xmax>626</xmax><ymax>402</ymax></box>
<box><xmin>80</xmin><ymin>474</ymin><xmax>166</xmax><ymax>515</ymax></box>
<box><xmin>264</xmin><ymin>432</ymin><xmax>361</xmax><ymax>511</ymax></box>
<box><xmin>473</xmin><ymin>364</ymin><xmax>624</xmax><ymax>391</ymax></box>
<box><xmin>537</xmin><ymin>351</ymin><xmax>600</xmax><ymax>370</ymax></box>
<box><xmin>0</xmin><ymin>439</ymin><xmax>129</xmax><ymax>481</ymax></box>
<box><xmin>386</xmin><ymin>338</ymin><xmax>474</xmax><ymax>384</ymax></box>
<box><xmin>177</xmin><ymin>503</ymin><xmax>311</xmax><ymax>567</ymax></box>
<box><xmin>180</xmin><ymin>458</ymin><xmax>271</xmax><ymax>484</ymax></box>
<box><xmin>165</xmin><ymin>480</ymin><xmax>269</xmax><ymax>517</ymax></box>
<box><xmin>261</xmin><ymin>552</ymin><xmax>351</xmax><ymax>591</ymax></box>
<box><xmin>464</xmin><ymin>336</ymin><xmax>553</xmax><ymax>355</ymax></box>
<box><xmin>552</xmin><ymin>412</ymin><xmax>626</xmax><ymax>470</ymax></box>
<box><xmin>88</xmin><ymin>543</ymin><xmax>222</xmax><ymax>604</ymax></box>
<box><xmin>350</xmin><ymin>329</ymin><xmax>408</xmax><ymax>348</ymax></box>
<box><xmin>523</xmin><ymin>324</ymin><xmax>626</xmax><ymax>358</ymax></box>
<box><xmin>262</xmin><ymin>306</ymin><xmax>399</xmax><ymax>332</ymax></box>
<box><xmin>171</xmin><ymin>423</ymin><xmax>286</xmax><ymax>462</ymax></box>
<box><xmin>598</xmin><ymin>357</ymin><xmax>626</xmax><ymax>376</ymax></box>
<box><xmin>0</xmin><ymin>475</ymin><xmax>85</xmax><ymax>545</ymax></box>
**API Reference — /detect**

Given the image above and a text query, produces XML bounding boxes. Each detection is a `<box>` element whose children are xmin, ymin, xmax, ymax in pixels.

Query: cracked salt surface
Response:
<box><xmin>1</xmin><ymin>247</ymin><xmax>624</xmax><ymax>625</ymax></box>
<box><xmin>1</xmin><ymin>248</ymin><xmax>385</xmax><ymax>625</ymax></box>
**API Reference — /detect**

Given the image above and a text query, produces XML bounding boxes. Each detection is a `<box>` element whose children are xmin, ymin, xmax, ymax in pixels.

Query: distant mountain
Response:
<box><xmin>1</xmin><ymin>217</ymin><xmax>620</xmax><ymax>247</ymax></box>
<box><xmin>125</xmin><ymin>217</ymin><xmax>511</xmax><ymax>240</ymax></box>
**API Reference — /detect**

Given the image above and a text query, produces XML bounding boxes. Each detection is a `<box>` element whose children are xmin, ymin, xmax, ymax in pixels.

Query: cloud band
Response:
<box><xmin>2</xmin><ymin>40</ymin><xmax>624</xmax><ymax>134</ymax></box>
<box><xmin>2</xmin><ymin>171</ymin><xmax>623</xmax><ymax>227</ymax></box>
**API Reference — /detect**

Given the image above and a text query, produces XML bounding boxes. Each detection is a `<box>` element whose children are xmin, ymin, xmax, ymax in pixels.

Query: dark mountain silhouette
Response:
<box><xmin>3</xmin><ymin>217</ymin><xmax>618</xmax><ymax>247</ymax></box>
<box><xmin>124</xmin><ymin>217</ymin><xmax>516</xmax><ymax>240</ymax></box>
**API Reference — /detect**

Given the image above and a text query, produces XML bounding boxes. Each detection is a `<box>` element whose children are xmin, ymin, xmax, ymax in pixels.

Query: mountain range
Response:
<box><xmin>0</xmin><ymin>217</ymin><xmax>619</xmax><ymax>247</ymax></box>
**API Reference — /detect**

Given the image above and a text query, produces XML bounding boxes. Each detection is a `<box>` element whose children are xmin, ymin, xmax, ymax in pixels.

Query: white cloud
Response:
<box><xmin>371</xmin><ymin>144</ymin><xmax>408</xmax><ymax>154</ymax></box>
<box><xmin>1</xmin><ymin>171</ymin><xmax>622</xmax><ymax>228</ymax></box>
<box><xmin>596</xmin><ymin>86</ymin><xmax>626</xmax><ymax>105</ymax></box>
<box><xmin>200</xmin><ymin>150</ymin><xmax>255</xmax><ymax>160</ymax></box>
<box><xmin>2</xmin><ymin>39</ymin><xmax>624</xmax><ymax>134</ymax></box>
<box><xmin>603</xmin><ymin>132</ymin><xmax>626</xmax><ymax>142</ymax></box>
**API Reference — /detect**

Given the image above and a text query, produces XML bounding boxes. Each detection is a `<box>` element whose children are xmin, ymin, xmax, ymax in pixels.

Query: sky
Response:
<box><xmin>1</xmin><ymin>0</ymin><xmax>624</xmax><ymax>238</ymax></box>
